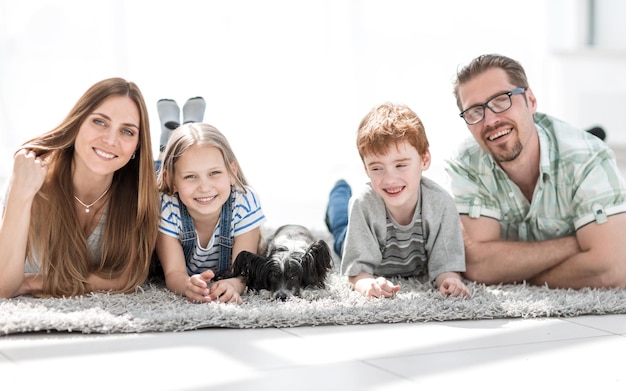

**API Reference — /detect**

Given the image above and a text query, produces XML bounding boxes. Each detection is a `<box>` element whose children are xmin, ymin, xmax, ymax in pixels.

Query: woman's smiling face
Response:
<box><xmin>73</xmin><ymin>95</ymin><xmax>140</xmax><ymax>177</ymax></box>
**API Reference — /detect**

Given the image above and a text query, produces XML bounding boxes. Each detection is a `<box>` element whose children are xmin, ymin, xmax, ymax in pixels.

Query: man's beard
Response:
<box><xmin>491</xmin><ymin>139</ymin><xmax>523</xmax><ymax>163</ymax></box>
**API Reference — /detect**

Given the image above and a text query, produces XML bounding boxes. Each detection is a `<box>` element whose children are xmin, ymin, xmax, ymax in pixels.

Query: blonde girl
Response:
<box><xmin>156</xmin><ymin>122</ymin><xmax>266</xmax><ymax>304</ymax></box>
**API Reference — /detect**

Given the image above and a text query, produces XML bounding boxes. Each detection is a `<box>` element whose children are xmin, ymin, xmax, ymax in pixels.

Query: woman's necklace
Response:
<box><xmin>73</xmin><ymin>184</ymin><xmax>111</xmax><ymax>213</ymax></box>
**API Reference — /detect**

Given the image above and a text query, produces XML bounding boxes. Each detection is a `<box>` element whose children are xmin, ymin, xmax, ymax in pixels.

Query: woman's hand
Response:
<box><xmin>0</xmin><ymin>150</ymin><xmax>48</xmax><ymax>298</ymax></box>
<box><xmin>14</xmin><ymin>274</ymin><xmax>44</xmax><ymax>297</ymax></box>
<box><xmin>12</xmin><ymin>149</ymin><xmax>48</xmax><ymax>200</ymax></box>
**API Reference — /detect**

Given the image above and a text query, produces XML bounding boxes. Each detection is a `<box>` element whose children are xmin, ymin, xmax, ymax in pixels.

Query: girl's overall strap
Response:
<box><xmin>217</xmin><ymin>191</ymin><xmax>234</xmax><ymax>276</ymax></box>
<box><xmin>176</xmin><ymin>194</ymin><xmax>197</xmax><ymax>263</ymax></box>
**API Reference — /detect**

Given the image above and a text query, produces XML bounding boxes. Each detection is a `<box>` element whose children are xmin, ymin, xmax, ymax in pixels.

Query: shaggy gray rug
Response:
<box><xmin>2</xmin><ymin>274</ymin><xmax>626</xmax><ymax>335</ymax></box>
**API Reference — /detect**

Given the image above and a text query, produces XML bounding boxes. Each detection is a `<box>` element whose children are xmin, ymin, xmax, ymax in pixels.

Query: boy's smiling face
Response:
<box><xmin>363</xmin><ymin>139</ymin><xmax>430</xmax><ymax>225</ymax></box>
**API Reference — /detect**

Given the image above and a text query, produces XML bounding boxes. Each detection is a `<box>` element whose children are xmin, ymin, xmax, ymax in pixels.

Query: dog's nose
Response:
<box><xmin>275</xmin><ymin>292</ymin><xmax>288</xmax><ymax>301</ymax></box>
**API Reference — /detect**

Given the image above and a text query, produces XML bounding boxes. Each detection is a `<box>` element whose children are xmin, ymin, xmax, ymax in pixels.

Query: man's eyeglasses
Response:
<box><xmin>459</xmin><ymin>87</ymin><xmax>527</xmax><ymax>125</ymax></box>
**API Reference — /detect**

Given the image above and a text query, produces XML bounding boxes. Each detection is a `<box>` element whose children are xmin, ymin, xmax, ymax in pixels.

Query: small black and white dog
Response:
<box><xmin>232</xmin><ymin>224</ymin><xmax>333</xmax><ymax>300</ymax></box>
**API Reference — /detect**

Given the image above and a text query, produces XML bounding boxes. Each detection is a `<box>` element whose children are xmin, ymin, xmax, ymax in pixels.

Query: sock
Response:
<box><xmin>182</xmin><ymin>96</ymin><xmax>206</xmax><ymax>124</ymax></box>
<box><xmin>157</xmin><ymin>99</ymin><xmax>180</xmax><ymax>151</ymax></box>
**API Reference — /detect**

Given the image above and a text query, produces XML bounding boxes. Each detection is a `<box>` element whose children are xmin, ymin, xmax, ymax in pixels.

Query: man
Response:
<box><xmin>445</xmin><ymin>53</ymin><xmax>626</xmax><ymax>289</ymax></box>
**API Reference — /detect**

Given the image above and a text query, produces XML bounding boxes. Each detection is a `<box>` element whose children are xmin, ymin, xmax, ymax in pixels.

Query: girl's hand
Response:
<box><xmin>184</xmin><ymin>270</ymin><xmax>216</xmax><ymax>303</ymax></box>
<box><xmin>208</xmin><ymin>277</ymin><xmax>244</xmax><ymax>304</ymax></box>
<box><xmin>12</xmin><ymin>149</ymin><xmax>48</xmax><ymax>200</ymax></box>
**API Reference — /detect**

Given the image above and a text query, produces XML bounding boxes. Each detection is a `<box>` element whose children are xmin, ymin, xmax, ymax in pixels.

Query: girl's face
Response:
<box><xmin>363</xmin><ymin>139</ymin><xmax>430</xmax><ymax>224</ymax></box>
<box><xmin>172</xmin><ymin>145</ymin><xmax>236</xmax><ymax>218</ymax></box>
<box><xmin>73</xmin><ymin>95</ymin><xmax>140</xmax><ymax>178</ymax></box>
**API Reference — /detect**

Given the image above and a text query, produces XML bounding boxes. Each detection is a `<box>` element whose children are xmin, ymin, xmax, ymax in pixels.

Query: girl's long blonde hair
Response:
<box><xmin>21</xmin><ymin>77</ymin><xmax>159</xmax><ymax>297</ymax></box>
<box><xmin>157</xmin><ymin>122</ymin><xmax>248</xmax><ymax>195</ymax></box>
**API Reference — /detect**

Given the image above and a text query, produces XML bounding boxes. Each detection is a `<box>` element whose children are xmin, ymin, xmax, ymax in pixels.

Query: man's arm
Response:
<box><xmin>528</xmin><ymin>213</ymin><xmax>626</xmax><ymax>289</ymax></box>
<box><xmin>460</xmin><ymin>215</ymin><xmax>580</xmax><ymax>285</ymax></box>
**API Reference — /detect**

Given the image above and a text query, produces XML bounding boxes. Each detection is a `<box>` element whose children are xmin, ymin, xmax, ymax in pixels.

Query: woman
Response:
<box><xmin>0</xmin><ymin>77</ymin><xmax>160</xmax><ymax>298</ymax></box>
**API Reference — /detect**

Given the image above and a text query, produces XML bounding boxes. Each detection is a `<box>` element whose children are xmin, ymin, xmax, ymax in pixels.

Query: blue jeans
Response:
<box><xmin>326</xmin><ymin>180</ymin><xmax>351</xmax><ymax>257</ymax></box>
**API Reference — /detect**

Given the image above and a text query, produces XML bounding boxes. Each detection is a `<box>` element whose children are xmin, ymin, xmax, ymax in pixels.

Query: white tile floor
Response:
<box><xmin>1</xmin><ymin>315</ymin><xmax>626</xmax><ymax>390</ymax></box>
<box><xmin>0</xmin><ymin>145</ymin><xmax>624</xmax><ymax>391</ymax></box>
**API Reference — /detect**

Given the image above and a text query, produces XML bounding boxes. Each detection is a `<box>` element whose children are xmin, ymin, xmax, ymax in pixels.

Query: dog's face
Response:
<box><xmin>262</xmin><ymin>240</ymin><xmax>310</xmax><ymax>300</ymax></box>
<box><xmin>232</xmin><ymin>225</ymin><xmax>333</xmax><ymax>301</ymax></box>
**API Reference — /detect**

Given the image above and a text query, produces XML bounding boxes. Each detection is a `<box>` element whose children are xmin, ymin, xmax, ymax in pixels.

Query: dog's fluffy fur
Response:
<box><xmin>232</xmin><ymin>224</ymin><xmax>333</xmax><ymax>300</ymax></box>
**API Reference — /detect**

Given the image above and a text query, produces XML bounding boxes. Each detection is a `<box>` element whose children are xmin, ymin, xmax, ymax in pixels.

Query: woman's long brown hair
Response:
<box><xmin>21</xmin><ymin>77</ymin><xmax>159</xmax><ymax>297</ymax></box>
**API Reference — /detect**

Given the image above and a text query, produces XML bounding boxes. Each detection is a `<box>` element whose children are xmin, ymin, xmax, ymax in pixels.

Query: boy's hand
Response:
<box><xmin>354</xmin><ymin>276</ymin><xmax>401</xmax><ymax>298</ymax></box>
<box><xmin>438</xmin><ymin>277</ymin><xmax>471</xmax><ymax>298</ymax></box>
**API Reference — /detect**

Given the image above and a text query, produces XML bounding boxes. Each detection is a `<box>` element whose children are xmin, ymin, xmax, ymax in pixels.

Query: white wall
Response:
<box><xmin>544</xmin><ymin>0</ymin><xmax>626</xmax><ymax>146</ymax></box>
<box><xmin>2</xmin><ymin>0</ymin><xmax>622</xmax><ymax>230</ymax></box>
<box><xmin>544</xmin><ymin>52</ymin><xmax>626</xmax><ymax>146</ymax></box>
